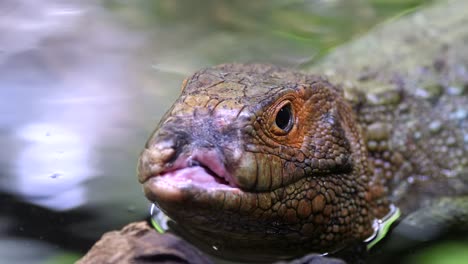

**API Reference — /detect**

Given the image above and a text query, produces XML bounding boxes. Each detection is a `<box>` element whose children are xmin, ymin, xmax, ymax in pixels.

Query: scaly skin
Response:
<box><xmin>139</xmin><ymin>64</ymin><xmax>390</xmax><ymax>259</ymax></box>
<box><xmin>311</xmin><ymin>0</ymin><xmax>468</xmax><ymax>215</ymax></box>
<box><xmin>138</xmin><ymin>0</ymin><xmax>468</xmax><ymax>261</ymax></box>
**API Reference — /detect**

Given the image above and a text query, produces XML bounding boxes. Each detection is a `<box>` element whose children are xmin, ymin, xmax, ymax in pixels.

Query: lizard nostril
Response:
<box><xmin>188</xmin><ymin>159</ymin><xmax>200</xmax><ymax>167</ymax></box>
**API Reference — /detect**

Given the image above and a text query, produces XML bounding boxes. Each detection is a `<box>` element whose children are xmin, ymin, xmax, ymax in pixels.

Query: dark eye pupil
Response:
<box><xmin>275</xmin><ymin>104</ymin><xmax>292</xmax><ymax>131</ymax></box>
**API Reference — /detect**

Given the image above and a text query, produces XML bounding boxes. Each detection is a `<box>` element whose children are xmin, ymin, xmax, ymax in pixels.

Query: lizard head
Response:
<box><xmin>138</xmin><ymin>64</ymin><xmax>389</xmax><ymax>260</ymax></box>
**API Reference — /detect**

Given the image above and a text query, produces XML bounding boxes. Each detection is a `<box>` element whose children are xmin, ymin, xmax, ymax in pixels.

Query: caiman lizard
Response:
<box><xmin>137</xmin><ymin>0</ymin><xmax>468</xmax><ymax>262</ymax></box>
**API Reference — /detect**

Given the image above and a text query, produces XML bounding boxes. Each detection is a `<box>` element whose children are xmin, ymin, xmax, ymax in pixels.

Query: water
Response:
<box><xmin>3</xmin><ymin>0</ymin><xmax>461</xmax><ymax>263</ymax></box>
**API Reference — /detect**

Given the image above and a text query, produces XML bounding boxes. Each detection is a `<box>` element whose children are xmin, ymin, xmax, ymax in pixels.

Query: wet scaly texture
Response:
<box><xmin>312</xmin><ymin>0</ymin><xmax>468</xmax><ymax>214</ymax></box>
<box><xmin>139</xmin><ymin>64</ymin><xmax>389</xmax><ymax>260</ymax></box>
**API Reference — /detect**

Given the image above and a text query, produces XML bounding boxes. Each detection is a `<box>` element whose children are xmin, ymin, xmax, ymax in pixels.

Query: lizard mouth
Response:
<box><xmin>155</xmin><ymin>160</ymin><xmax>237</xmax><ymax>190</ymax></box>
<box><xmin>141</xmin><ymin>150</ymin><xmax>241</xmax><ymax>203</ymax></box>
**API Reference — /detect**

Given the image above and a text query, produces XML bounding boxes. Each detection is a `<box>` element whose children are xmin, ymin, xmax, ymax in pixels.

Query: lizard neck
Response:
<box><xmin>349</xmin><ymin>86</ymin><xmax>467</xmax><ymax>214</ymax></box>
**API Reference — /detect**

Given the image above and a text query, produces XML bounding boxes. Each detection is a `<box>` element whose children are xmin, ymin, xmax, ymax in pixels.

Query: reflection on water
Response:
<box><xmin>0</xmin><ymin>0</ymin><xmax>82</xmax><ymax>60</ymax></box>
<box><xmin>1</xmin><ymin>0</ymin><xmax>149</xmax><ymax>262</ymax></box>
<box><xmin>1</xmin><ymin>0</ymin><xmax>140</xmax><ymax>210</ymax></box>
<box><xmin>16</xmin><ymin>123</ymin><xmax>92</xmax><ymax>210</ymax></box>
<box><xmin>0</xmin><ymin>0</ymin><xmax>443</xmax><ymax>263</ymax></box>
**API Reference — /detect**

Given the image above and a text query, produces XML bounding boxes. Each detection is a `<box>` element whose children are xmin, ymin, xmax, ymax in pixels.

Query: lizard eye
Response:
<box><xmin>274</xmin><ymin>102</ymin><xmax>294</xmax><ymax>134</ymax></box>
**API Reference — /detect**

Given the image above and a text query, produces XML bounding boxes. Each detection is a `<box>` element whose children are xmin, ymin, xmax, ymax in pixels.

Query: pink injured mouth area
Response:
<box><xmin>151</xmin><ymin>166</ymin><xmax>239</xmax><ymax>191</ymax></box>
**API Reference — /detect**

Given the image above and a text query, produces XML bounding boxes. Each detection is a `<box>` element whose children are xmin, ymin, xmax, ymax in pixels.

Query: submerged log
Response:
<box><xmin>76</xmin><ymin>221</ymin><xmax>213</xmax><ymax>264</ymax></box>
